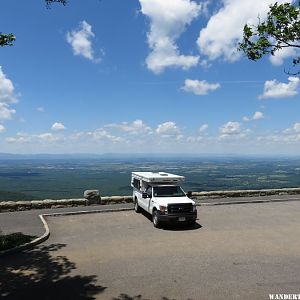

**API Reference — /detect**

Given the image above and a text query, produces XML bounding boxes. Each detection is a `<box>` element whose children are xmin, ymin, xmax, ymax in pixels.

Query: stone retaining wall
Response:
<box><xmin>1</xmin><ymin>188</ymin><xmax>300</xmax><ymax>212</ymax></box>
<box><xmin>190</xmin><ymin>187</ymin><xmax>300</xmax><ymax>200</ymax></box>
<box><xmin>0</xmin><ymin>196</ymin><xmax>133</xmax><ymax>212</ymax></box>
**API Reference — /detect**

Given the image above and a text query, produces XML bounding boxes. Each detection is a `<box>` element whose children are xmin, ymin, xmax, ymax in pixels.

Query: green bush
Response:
<box><xmin>0</xmin><ymin>231</ymin><xmax>36</xmax><ymax>251</ymax></box>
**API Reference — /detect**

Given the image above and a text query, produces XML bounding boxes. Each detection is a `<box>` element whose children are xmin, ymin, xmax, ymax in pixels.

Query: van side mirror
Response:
<box><xmin>142</xmin><ymin>192</ymin><xmax>148</xmax><ymax>199</ymax></box>
<box><xmin>187</xmin><ymin>191</ymin><xmax>192</xmax><ymax>198</ymax></box>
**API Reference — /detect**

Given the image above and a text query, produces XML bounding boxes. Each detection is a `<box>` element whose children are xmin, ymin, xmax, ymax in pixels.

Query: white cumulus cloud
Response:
<box><xmin>0</xmin><ymin>103</ymin><xmax>16</xmax><ymax>120</ymax></box>
<box><xmin>67</xmin><ymin>21</ymin><xmax>100</xmax><ymax>62</ymax></box>
<box><xmin>105</xmin><ymin>120</ymin><xmax>152</xmax><ymax>135</ymax></box>
<box><xmin>293</xmin><ymin>123</ymin><xmax>300</xmax><ymax>133</ymax></box>
<box><xmin>259</xmin><ymin>77</ymin><xmax>299</xmax><ymax>99</ymax></box>
<box><xmin>6</xmin><ymin>133</ymin><xmax>32</xmax><ymax>143</ymax></box>
<box><xmin>199</xmin><ymin>123</ymin><xmax>209</xmax><ymax>133</ymax></box>
<box><xmin>0</xmin><ymin>124</ymin><xmax>5</xmax><ymax>133</ymax></box>
<box><xmin>269</xmin><ymin>47</ymin><xmax>299</xmax><ymax>66</ymax></box>
<box><xmin>182</xmin><ymin>79</ymin><xmax>220</xmax><ymax>95</ymax></box>
<box><xmin>262</xmin><ymin>122</ymin><xmax>300</xmax><ymax>143</ymax></box>
<box><xmin>253</xmin><ymin>111</ymin><xmax>265</xmax><ymax>120</ymax></box>
<box><xmin>219</xmin><ymin>121</ymin><xmax>248</xmax><ymax>140</ymax></box>
<box><xmin>243</xmin><ymin>111</ymin><xmax>265</xmax><ymax>122</ymax></box>
<box><xmin>156</xmin><ymin>121</ymin><xmax>180</xmax><ymax>136</ymax></box>
<box><xmin>197</xmin><ymin>0</ymin><xmax>289</xmax><ymax>62</ymax></box>
<box><xmin>37</xmin><ymin>107</ymin><xmax>45</xmax><ymax>113</ymax></box>
<box><xmin>51</xmin><ymin>122</ymin><xmax>66</xmax><ymax>131</ymax></box>
<box><xmin>0</xmin><ymin>67</ymin><xmax>18</xmax><ymax>127</ymax></box>
<box><xmin>88</xmin><ymin>128</ymin><xmax>123</xmax><ymax>142</ymax></box>
<box><xmin>139</xmin><ymin>0</ymin><xmax>202</xmax><ymax>73</ymax></box>
<box><xmin>220</xmin><ymin>121</ymin><xmax>241</xmax><ymax>135</ymax></box>
<box><xmin>0</xmin><ymin>67</ymin><xmax>18</xmax><ymax>104</ymax></box>
<box><xmin>38</xmin><ymin>133</ymin><xmax>63</xmax><ymax>142</ymax></box>
<box><xmin>5</xmin><ymin>132</ymin><xmax>64</xmax><ymax>143</ymax></box>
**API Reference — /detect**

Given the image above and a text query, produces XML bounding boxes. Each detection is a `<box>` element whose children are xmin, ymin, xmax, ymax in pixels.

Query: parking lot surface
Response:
<box><xmin>1</xmin><ymin>201</ymin><xmax>300</xmax><ymax>300</ymax></box>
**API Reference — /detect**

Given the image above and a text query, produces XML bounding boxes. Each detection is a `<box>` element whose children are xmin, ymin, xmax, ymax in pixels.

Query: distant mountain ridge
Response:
<box><xmin>0</xmin><ymin>153</ymin><xmax>298</xmax><ymax>160</ymax></box>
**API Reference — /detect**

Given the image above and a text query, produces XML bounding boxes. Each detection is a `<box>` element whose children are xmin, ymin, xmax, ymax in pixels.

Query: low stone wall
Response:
<box><xmin>190</xmin><ymin>187</ymin><xmax>300</xmax><ymax>200</ymax></box>
<box><xmin>1</xmin><ymin>188</ymin><xmax>300</xmax><ymax>212</ymax></box>
<box><xmin>0</xmin><ymin>196</ymin><xmax>133</xmax><ymax>212</ymax></box>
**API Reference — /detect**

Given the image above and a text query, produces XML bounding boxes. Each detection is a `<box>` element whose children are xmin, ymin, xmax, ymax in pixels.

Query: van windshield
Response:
<box><xmin>153</xmin><ymin>186</ymin><xmax>186</xmax><ymax>197</ymax></box>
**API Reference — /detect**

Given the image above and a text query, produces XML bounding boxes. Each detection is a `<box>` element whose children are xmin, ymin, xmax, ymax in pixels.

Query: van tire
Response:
<box><xmin>134</xmin><ymin>199</ymin><xmax>141</xmax><ymax>213</ymax></box>
<box><xmin>152</xmin><ymin>210</ymin><xmax>161</xmax><ymax>228</ymax></box>
<box><xmin>187</xmin><ymin>220</ymin><xmax>196</xmax><ymax>227</ymax></box>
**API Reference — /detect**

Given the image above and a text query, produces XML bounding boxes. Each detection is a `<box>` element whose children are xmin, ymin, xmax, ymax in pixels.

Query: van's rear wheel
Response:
<box><xmin>134</xmin><ymin>199</ymin><xmax>141</xmax><ymax>213</ymax></box>
<box><xmin>152</xmin><ymin>210</ymin><xmax>161</xmax><ymax>228</ymax></box>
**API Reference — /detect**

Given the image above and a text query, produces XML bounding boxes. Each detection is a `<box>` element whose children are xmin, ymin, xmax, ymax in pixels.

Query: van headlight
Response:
<box><xmin>159</xmin><ymin>205</ymin><xmax>168</xmax><ymax>214</ymax></box>
<box><xmin>193</xmin><ymin>205</ymin><xmax>197</xmax><ymax>212</ymax></box>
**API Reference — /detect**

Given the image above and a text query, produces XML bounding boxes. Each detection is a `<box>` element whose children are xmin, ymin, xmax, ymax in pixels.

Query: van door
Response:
<box><xmin>141</xmin><ymin>185</ymin><xmax>152</xmax><ymax>212</ymax></box>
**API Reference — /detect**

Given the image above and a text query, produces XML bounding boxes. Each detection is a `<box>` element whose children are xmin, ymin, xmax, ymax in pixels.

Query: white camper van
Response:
<box><xmin>131</xmin><ymin>172</ymin><xmax>197</xmax><ymax>228</ymax></box>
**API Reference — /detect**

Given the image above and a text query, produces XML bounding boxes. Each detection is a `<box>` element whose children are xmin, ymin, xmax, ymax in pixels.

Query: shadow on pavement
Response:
<box><xmin>140</xmin><ymin>210</ymin><xmax>202</xmax><ymax>231</ymax></box>
<box><xmin>162</xmin><ymin>222</ymin><xmax>202</xmax><ymax>231</ymax></box>
<box><xmin>113</xmin><ymin>294</ymin><xmax>193</xmax><ymax>300</ymax></box>
<box><xmin>0</xmin><ymin>243</ymin><xmax>106</xmax><ymax>300</ymax></box>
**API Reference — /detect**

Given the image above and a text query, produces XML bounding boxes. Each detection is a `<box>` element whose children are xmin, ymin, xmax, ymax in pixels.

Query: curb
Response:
<box><xmin>197</xmin><ymin>197</ymin><xmax>300</xmax><ymax>206</ymax></box>
<box><xmin>0</xmin><ymin>214</ymin><xmax>50</xmax><ymax>257</ymax></box>
<box><xmin>0</xmin><ymin>207</ymin><xmax>133</xmax><ymax>257</ymax></box>
<box><xmin>2</xmin><ymin>198</ymin><xmax>300</xmax><ymax>256</ymax></box>
<box><xmin>42</xmin><ymin>207</ymin><xmax>134</xmax><ymax>217</ymax></box>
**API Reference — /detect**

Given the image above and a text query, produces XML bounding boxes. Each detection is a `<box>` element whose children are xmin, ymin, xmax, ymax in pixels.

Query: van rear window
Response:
<box><xmin>133</xmin><ymin>178</ymin><xmax>141</xmax><ymax>190</ymax></box>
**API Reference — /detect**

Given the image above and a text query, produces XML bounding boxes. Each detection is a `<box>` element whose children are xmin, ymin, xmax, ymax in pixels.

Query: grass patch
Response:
<box><xmin>0</xmin><ymin>231</ymin><xmax>37</xmax><ymax>251</ymax></box>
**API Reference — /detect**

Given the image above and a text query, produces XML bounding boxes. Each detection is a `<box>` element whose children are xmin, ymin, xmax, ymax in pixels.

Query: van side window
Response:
<box><xmin>146</xmin><ymin>186</ymin><xmax>152</xmax><ymax>197</ymax></box>
<box><xmin>133</xmin><ymin>178</ymin><xmax>141</xmax><ymax>190</ymax></box>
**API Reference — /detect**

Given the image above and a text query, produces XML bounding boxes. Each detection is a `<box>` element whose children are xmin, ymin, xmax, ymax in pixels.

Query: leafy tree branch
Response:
<box><xmin>238</xmin><ymin>1</ymin><xmax>300</xmax><ymax>75</ymax></box>
<box><xmin>0</xmin><ymin>0</ymin><xmax>67</xmax><ymax>47</ymax></box>
<box><xmin>0</xmin><ymin>33</ymin><xmax>16</xmax><ymax>47</ymax></box>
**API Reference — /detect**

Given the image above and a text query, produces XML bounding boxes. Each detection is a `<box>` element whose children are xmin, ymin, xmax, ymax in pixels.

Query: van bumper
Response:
<box><xmin>157</xmin><ymin>210</ymin><xmax>197</xmax><ymax>224</ymax></box>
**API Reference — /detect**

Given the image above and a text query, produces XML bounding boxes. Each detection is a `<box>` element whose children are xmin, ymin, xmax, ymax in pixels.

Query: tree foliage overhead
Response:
<box><xmin>0</xmin><ymin>0</ymin><xmax>67</xmax><ymax>47</ymax></box>
<box><xmin>0</xmin><ymin>33</ymin><xmax>16</xmax><ymax>47</ymax></box>
<box><xmin>238</xmin><ymin>1</ymin><xmax>300</xmax><ymax>75</ymax></box>
<box><xmin>45</xmin><ymin>0</ymin><xmax>67</xmax><ymax>8</ymax></box>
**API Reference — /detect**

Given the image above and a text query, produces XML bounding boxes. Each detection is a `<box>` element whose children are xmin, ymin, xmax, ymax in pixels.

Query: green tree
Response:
<box><xmin>0</xmin><ymin>0</ymin><xmax>67</xmax><ymax>47</ymax></box>
<box><xmin>238</xmin><ymin>1</ymin><xmax>300</xmax><ymax>75</ymax></box>
<box><xmin>0</xmin><ymin>33</ymin><xmax>16</xmax><ymax>47</ymax></box>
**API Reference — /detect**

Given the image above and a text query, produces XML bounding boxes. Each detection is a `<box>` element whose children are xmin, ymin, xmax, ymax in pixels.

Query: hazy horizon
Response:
<box><xmin>1</xmin><ymin>152</ymin><xmax>300</xmax><ymax>159</ymax></box>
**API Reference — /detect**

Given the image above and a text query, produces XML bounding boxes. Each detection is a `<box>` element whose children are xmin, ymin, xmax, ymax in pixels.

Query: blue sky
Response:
<box><xmin>0</xmin><ymin>0</ymin><xmax>299</xmax><ymax>155</ymax></box>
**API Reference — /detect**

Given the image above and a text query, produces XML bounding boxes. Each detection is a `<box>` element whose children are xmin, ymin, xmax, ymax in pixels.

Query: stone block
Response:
<box><xmin>71</xmin><ymin>198</ymin><xmax>87</xmax><ymax>206</ymax></box>
<box><xmin>84</xmin><ymin>190</ymin><xmax>101</xmax><ymax>205</ymax></box>
<box><xmin>0</xmin><ymin>201</ymin><xmax>18</xmax><ymax>211</ymax></box>
<box><xmin>108</xmin><ymin>196</ymin><xmax>124</xmax><ymax>203</ymax></box>
<box><xmin>15</xmin><ymin>201</ymin><xmax>32</xmax><ymax>210</ymax></box>
<box><xmin>31</xmin><ymin>200</ymin><xmax>44</xmax><ymax>209</ymax></box>
<box><xmin>123</xmin><ymin>196</ymin><xmax>133</xmax><ymax>202</ymax></box>
<box><xmin>42</xmin><ymin>199</ymin><xmax>58</xmax><ymax>208</ymax></box>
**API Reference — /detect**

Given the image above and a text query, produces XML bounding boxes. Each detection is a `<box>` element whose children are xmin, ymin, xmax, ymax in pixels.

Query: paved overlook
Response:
<box><xmin>1</xmin><ymin>195</ymin><xmax>300</xmax><ymax>300</ymax></box>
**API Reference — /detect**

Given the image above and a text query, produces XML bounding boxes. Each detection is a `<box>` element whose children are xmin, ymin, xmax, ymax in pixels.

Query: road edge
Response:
<box><xmin>0</xmin><ymin>214</ymin><xmax>50</xmax><ymax>257</ymax></box>
<box><xmin>0</xmin><ymin>208</ymin><xmax>133</xmax><ymax>257</ymax></box>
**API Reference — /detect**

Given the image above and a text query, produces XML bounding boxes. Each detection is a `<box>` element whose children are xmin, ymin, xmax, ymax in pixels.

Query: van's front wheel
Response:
<box><xmin>152</xmin><ymin>210</ymin><xmax>161</xmax><ymax>228</ymax></box>
<box><xmin>134</xmin><ymin>199</ymin><xmax>141</xmax><ymax>213</ymax></box>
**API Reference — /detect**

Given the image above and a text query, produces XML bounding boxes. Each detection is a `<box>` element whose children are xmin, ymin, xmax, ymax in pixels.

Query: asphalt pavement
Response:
<box><xmin>0</xmin><ymin>203</ymin><xmax>134</xmax><ymax>236</ymax></box>
<box><xmin>1</xmin><ymin>199</ymin><xmax>300</xmax><ymax>300</ymax></box>
<box><xmin>1</xmin><ymin>194</ymin><xmax>300</xmax><ymax>237</ymax></box>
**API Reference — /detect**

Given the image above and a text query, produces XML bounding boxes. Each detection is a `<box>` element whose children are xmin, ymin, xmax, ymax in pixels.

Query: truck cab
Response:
<box><xmin>131</xmin><ymin>172</ymin><xmax>197</xmax><ymax>228</ymax></box>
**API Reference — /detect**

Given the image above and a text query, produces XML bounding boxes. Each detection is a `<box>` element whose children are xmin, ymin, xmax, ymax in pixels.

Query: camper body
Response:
<box><xmin>131</xmin><ymin>172</ymin><xmax>197</xmax><ymax>228</ymax></box>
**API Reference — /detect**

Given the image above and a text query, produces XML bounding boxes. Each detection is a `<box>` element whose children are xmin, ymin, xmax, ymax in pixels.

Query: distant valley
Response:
<box><xmin>1</xmin><ymin>156</ymin><xmax>300</xmax><ymax>201</ymax></box>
